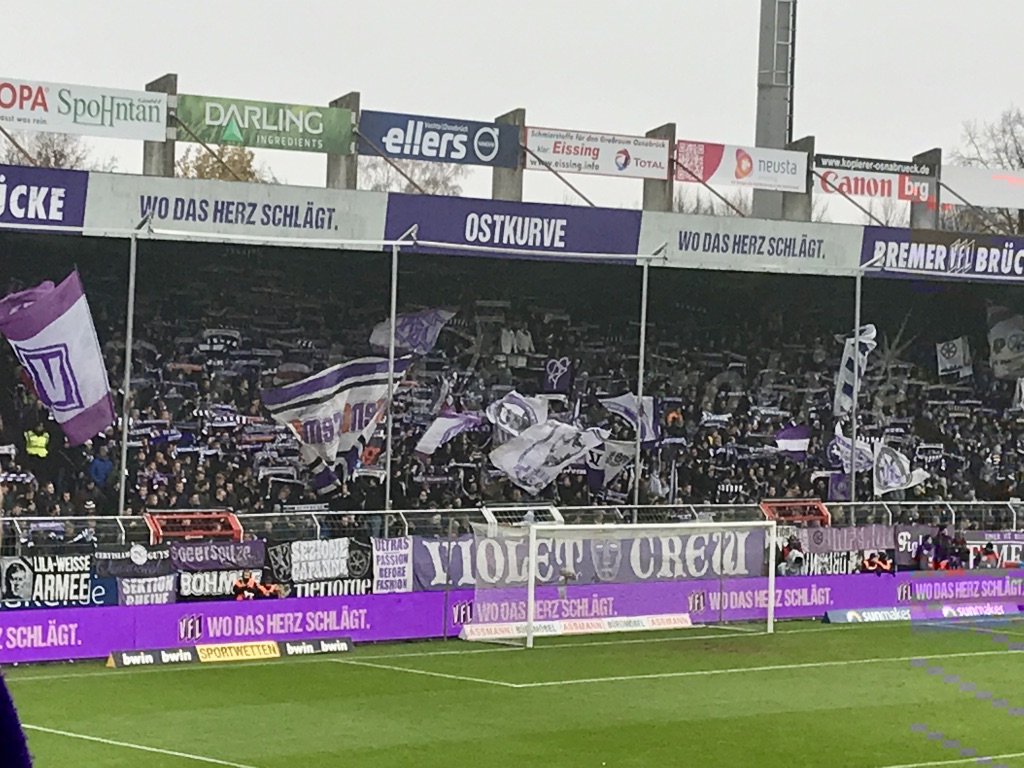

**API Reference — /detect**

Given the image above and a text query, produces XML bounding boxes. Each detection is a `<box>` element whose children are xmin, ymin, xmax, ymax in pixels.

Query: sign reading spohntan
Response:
<box><xmin>0</xmin><ymin>78</ymin><xmax>167</xmax><ymax>141</ymax></box>
<box><xmin>175</xmin><ymin>94</ymin><xmax>352</xmax><ymax>154</ymax></box>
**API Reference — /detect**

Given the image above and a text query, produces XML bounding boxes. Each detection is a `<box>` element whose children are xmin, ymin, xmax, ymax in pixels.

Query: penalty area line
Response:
<box><xmin>23</xmin><ymin>724</ymin><xmax>262</xmax><ymax>768</ymax></box>
<box><xmin>877</xmin><ymin>750</ymin><xmax>1024</xmax><ymax>767</ymax></box>
<box><xmin>331</xmin><ymin>658</ymin><xmax>520</xmax><ymax>688</ymax></box>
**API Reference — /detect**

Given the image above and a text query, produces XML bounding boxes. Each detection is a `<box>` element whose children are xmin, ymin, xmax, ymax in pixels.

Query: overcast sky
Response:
<box><xmin>7</xmin><ymin>0</ymin><xmax>1022</xmax><ymax>219</ymax></box>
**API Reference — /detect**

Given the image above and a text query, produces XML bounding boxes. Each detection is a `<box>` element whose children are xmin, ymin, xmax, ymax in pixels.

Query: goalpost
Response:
<box><xmin>460</xmin><ymin>517</ymin><xmax>778</xmax><ymax>648</ymax></box>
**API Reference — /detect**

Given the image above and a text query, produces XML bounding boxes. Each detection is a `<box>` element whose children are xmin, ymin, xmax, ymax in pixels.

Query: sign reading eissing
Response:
<box><xmin>0</xmin><ymin>78</ymin><xmax>168</xmax><ymax>141</ymax></box>
<box><xmin>175</xmin><ymin>94</ymin><xmax>352</xmax><ymax>154</ymax></box>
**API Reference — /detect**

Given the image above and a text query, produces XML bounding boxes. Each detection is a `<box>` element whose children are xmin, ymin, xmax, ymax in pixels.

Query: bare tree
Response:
<box><xmin>862</xmin><ymin>196</ymin><xmax>910</xmax><ymax>227</ymax></box>
<box><xmin>358</xmin><ymin>157</ymin><xmax>469</xmax><ymax>195</ymax></box>
<box><xmin>952</xmin><ymin>106</ymin><xmax>1024</xmax><ymax>234</ymax></box>
<box><xmin>673</xmin><ymin>187</ymin><xmax>751</xmax><ymax>216</ymax></box>
<box><xmin>176</xmin><ymin>145</ymin><xmax>276</xmax><ymax>183</ymax></box>
<box><xmin>0</xmin><ymin>131</ymin><xmax>117</xmax><ymax>171</ymax></box>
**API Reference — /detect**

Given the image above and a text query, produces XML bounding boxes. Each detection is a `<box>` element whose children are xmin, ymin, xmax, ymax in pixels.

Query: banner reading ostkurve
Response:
<box><xmin>175</xmin><ymin>94</ymin><xmax>352</xmax><ymax>155</ymax></box>
<box><xmin>0</xmin><ymin>271</ymin><xmax>115</xmax><ymax>445</ymax></box>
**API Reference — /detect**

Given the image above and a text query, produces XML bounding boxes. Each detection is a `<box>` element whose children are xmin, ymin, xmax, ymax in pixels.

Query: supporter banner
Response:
<box><xmin>524</xmin><ymin>127</ymin><xmax>669</xmax><ymax>180</ymax></box>
<box><xmin>0</xmin><ymin>592</ymin><xmax>449</xmax><ymax>663</ymax></box>
<box><xmin>175</xmin><ymin>94</ymin><xmax>352</xmax><ymax>154</ymax></box>
<box><xmin>411</xmin><ymin>530</ymin><xmax>766</xmax><ymax>589</ymax></box>
<box><xmin>94</xmin><ymin>543</ymin><xmax>171</xmax><ymax>578</ymax></box>
<box><xmin>373</xmin><ymin>537</ymin><xmax>414</xmax><ymax>593</ymax></box>
<box><xmin>799</xmin><ymin>525</ymin><xmax>894</xmax><ymax>554</ymax></box>
<box><xmin>942</xmin><ymin>164</ymin><xmax>1024</xmax><ymax>211</ymax></box>
<box><xmin>639</xmin><ymin>211</ymin><xmax>862</xmax><ymax>275</ymax></box>
<box><xmin>3</xmin><ymin>572</ymin><xmax>1024</xmax><ymax>663</ymax></box>
<box><xmin>675</xmin><ymin>140</ymin><xmax>806</xmax><ymax>193</ymax></box>
<box><xmin>170</xmin><ymin>540</ymin><xmax>266</xmax><ymax>572</ymax></box>
<box><xmin>0</xmin><ymin>164</ymin><xmax>88</xmax><ymax>231</ymax></box>
<box><xmin>383</xmin><ymin>194</ymin><xmax>642</xmax><ymax>262</ymax></box>
<box><xmin>291</xmin><ymin>539</ymin><xmax>349</xmax><ymax>582</ymax></box>
<box><xmin>803</xmin><ymin>551</ymin><xmax>861</xmax><ymax>576</ymax></box>
<box><xmin>861</xmin><ymin>226</ymin><xmax>1024</xmax><ymax>282</ymax></box>
<box><xmin>82</xmin><ymin>173</ymin><xmax>387</xmax><ymax>246</ymax></box>
<box><xmin>987</xmin><ymin>305</ymin><xmax>1024</xmax><ymax>380</ymax></box>
<box><xmin>291</xmin><ymin>579</ymin><xmax>372</xmax><ymax>597</ymax></box>
<box><xmin>357</xmin><ymin>110</ymin><xmax>519</xmax><ymax>168</ymax></box>
<box><xmin>117</xmin><ymin>575</ymin><xmax>177</xmax><ymax>606</ymax></box>
<box><xmin>0</xmin><ymin>555</ymin><xmax>114</xmax><ymax>610</ymax></box>
<box><xmin>178</xmin><ymin>569</ymin><xmax>264</xmax><ymax>600</ymax></box>
<box><xmin>0</xmin><ymin>78</ymin><xmax>167</xmax><ymax>141</ymax></box>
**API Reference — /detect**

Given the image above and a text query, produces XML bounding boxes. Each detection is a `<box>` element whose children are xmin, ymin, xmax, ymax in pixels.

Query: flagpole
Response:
<box><xmin>117</xmin><ymin>233</ymin><xmax>139</xmax><ymax>516</ymax></box>
<box><xmin>633</xmin><ymin>259</ymin><xmax>650</xmax><ymax>508</ymax></box>
<box><xmin>385</xmin><ymin>243</ymin><xmax>399</xmax><ymax>511</ymax></box>
<box><xmin>850</xmin><ymin>270</ymin><xmax>862</xmax><ymax>507</ymax></box>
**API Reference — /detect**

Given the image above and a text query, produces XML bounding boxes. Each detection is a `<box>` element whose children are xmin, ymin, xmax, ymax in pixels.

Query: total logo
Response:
<box><xmin>615</xmin><ymin>149</ymin><xmax>631</xmax><ymax>171</ymax></box>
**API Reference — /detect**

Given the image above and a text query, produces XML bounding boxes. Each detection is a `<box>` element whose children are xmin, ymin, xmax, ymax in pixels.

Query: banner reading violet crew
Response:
<box><xmin>383</xmin><ymin>194</ymin><xmax>642</xmax><ymax>263</ymax></box>
<box><xmin>0</xmin><ymin>164</ymin><xmax>88</xmax><ymax>231</ymax></box>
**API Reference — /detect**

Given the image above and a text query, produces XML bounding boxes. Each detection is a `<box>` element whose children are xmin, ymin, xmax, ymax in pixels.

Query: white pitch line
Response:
<box><xmin>331</xmin><ymin>658</ymin><xmax>518</xmax><ymax>688</ymax></box>
<box><xmin>878</xmin><ymin>750</ymin><xmax>1024</xmax><ymax>768</ymax></box>
<box><xmin>510</xmin><ymin>648</ymin><xmax>1024</xmax><ymax>689</ymax></box>
<box><xmin>24</xmin><ymin>724</ymin><xmax>261</xmax><ymax>768</ymax></box>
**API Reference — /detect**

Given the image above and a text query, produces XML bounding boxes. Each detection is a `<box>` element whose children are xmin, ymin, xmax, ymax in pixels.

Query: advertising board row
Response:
<box><xmin>1</xmin><ymin>570</ymin><xmax>1022</xmax><ymax>664</ymax></box>
<box><xmin>6</xmin><ymin>162</ymin><xmax>1024</xmax><ymax>283</ymax></box>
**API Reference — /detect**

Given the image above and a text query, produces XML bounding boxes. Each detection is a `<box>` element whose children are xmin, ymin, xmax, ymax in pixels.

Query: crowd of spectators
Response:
<box><xmin>1</xmin><ymin>235</ymin><xmax>1023</xmax><ymax>542</ymax></box>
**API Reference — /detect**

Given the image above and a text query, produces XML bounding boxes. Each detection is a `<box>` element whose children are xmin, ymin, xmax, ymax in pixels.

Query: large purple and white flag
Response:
<box><xmin>833</xmin><ymin>324</ymin><xmax>876</xmax><ymax>417</ymax></box>
<box><xmin>370</xmin><ymin>308</ymin><xmax>456</xmax><ymax>355</ymax></box>
<box><xmin>774</xmin><ymin>424</ymin><xmax>811</xmax><ymax>461</ymax></box>
<box><xmin>486</xmin><ymin>390</ymin><xmax>548</xmax><ymax>444</ymax></box>
<box><xmin>262</xmin><ymin>356</ymin><xmax>411</xmax><ymax>465</ymax></box>
<box><xmin>600</xmin><ymin>393</ymin><xmax>658</xmax><ymax>445</ymax></box>
<box><xmin>0</xmin><ymin>271</ymin><xmax>114</xmax><ymax>446</ymax></box>
<box><xmin>585</xmin><ymin>437</ymin><xmax>634</xmax><ymax>489</ymax></box>
<box><xmin>490</xmin><ymin>420</ymin><xmax>603</xmax><ymax>495</ymax></box>
<box><xmin>415</xmin><ymin>412</ymin><xmax>483</xmax><ymax>456</ymax></box>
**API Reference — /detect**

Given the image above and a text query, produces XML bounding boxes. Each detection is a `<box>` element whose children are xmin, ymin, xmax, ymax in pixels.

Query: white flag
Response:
<box><xmin>600</xmin><ymin>393</ymin><xmax>658</xmax><ymax>444</ymax></box>
<box><xmin>486</xmin><ymin>390</ymin><xmax>548</xmax><ymax>443</ymax></box>
<box><xmin>370</xmin><ymin>308</ymin><xmax>455</xmax><ymax>355</ymax></box>
<box><xmin>490</xmin><ymin>420</ymin><xmax>603</xmax><ymax>495</ymax></box>
<box><xmin>414</xmin><ymin>412</ymin><xmax>483</xmax><ymax>456</ymax></box>
<box><xmin>873</xmin><ymin>444</ymin><xmax>929</xmax><ymax>496</ymax></box>
<box><xmin>936</xmin><ymin>337</ymin><xmax>972</xmax><ymax>377</ymax></box>
<box><xmin>586</xmin><ymin>438</ymin><xmax>635</xmax><ymax>488</ymax></box>
<box><xmin>988</xmin><ymin>306</ymin><xmax>1024</xmax><ymax>380</ymax></box>
<box><xmin>833</xmin><ymin>325</ymin><xmax>877</xmax><ymax>417</ymax></box>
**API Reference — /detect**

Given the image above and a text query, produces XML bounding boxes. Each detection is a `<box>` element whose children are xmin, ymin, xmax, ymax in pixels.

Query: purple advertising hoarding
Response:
<box><xmin>861</xmin><ymin>226</ymin><xmax>1024</xmax><ymax>283</ymax></box>
<box><xmin>0</xmin><ymin>164</ymin><xmax>88</xmax><ymax>231</ymax></box>
<box><xmin>3</xmin><ymin>571</ymin><xmax>1022</xmax><ymax>664</ymax></box>
<box><xmin>383</xmin><ymin>193</ymin><xmax>642</xmax><ymax>263</ymax></box>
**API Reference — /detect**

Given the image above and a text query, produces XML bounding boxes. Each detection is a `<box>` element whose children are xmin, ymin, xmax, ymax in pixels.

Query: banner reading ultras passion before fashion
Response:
<box><xmin>0</xmin><ymin>77</ymin><xmax>168</xmax><ymax>141</ymax></box>
<box><xmin>674</xmin><ymin>140</ymin><xmax>807</xmax><ymax>193</ymax></box>
<box><xmin>524</xmin><ymin>126</ymin><xmax>669</xmax><ymax>180</ymax></box>
<box><xmin>0</xmin><ymin>164</ymin><xmax>89</xmax><ymax>232</ymax></box>
<box><xmin>82</xmin><ymin>173</ymin><xmax>387</xmax><ymax>246</ymax></box>
<box><xmin>861</xmin><ymin>226</ymin><xmax>1024</xmax><ymax>282</ymax></box>
<box><xmin>383</xmin><ymin>193</ymin><xmax>642</xmax><ymax>262</ymax></box>
<box><xmin>2</xmin><ymin>572</ymin><xmax>1022</xmax><ymax>664</ymax></box>
<box><xmin>175</xmin><ymin>94</ymin><xmax>352</xmax><ymax>154</ymax></box>
<box><xmin>639</xmin><ymin>211</ymin><xmax>863</xmax><ymax>276</ymax></box>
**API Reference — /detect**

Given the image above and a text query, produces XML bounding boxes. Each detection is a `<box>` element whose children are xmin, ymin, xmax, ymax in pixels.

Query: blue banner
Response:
<box><xmin>357</xmin><ymin>110</ymin><xmax>520</xmax><ymax>168</ymax></box>
<box><xmin>0</xmin><ymin>164</ymin><xmax>88</xmax><ymax>231</ymax></box>
<box><xmin>862</xmin><ymin>226</ymin><xmax>1024</xmax><ymax>282</ymax></box>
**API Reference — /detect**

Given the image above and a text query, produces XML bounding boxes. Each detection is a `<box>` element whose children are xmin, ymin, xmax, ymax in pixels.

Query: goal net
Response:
<box><xmin>460</xmin><ymin>518</ymin><xmax>777</xmax><ymax>648</ymax></box>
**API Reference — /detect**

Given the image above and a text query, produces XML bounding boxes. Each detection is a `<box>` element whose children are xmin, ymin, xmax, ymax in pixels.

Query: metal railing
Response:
<box><xmin>1</xmin><ymin>501</ymin><xmax>1019</xmax><ymax>555</ymax></box>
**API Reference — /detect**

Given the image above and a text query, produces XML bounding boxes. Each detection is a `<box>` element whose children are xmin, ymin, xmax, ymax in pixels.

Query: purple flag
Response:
<box><xmin>828</xmin><ymin>472</ymin><xmax>851</xmax><ymax>502</ymax></box>
<box><xmin>542</xmin><ymin>357</ymin><xmax>572</xmax><ymax>393</ymax></box>
<box><xmin>774</xmin><ymin>424</ymin><xmax>811</xmax><ymax>460</ymax></box>
<box><xmin>0</xmin><ymin>271</ymin><xmax>114</xmax><ymax>446</ymax></box>
<box><xmin>415</xmin><ymin>412</ymin><xmax>483</xmax><ymax>455</ymax></box>
<box><xmin>370</xmin><ymin>309</ymin><xmax>455</xmax><ymax>355</ymax></box>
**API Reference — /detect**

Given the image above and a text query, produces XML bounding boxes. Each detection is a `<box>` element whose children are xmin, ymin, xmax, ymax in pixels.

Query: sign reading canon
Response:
<box><xmin>0</xmin><ymin>78</ymin><xmax>167</xmax><ymax>141</ymax></box>
<box><xmin>814</xmin><ymin>153</ymin><xmax>937</xmax><ymax>203</ymax></box>
<box><xmin>357</xmin><ymin>110</ymin><xmax>519</xmax><ymax>168</ymax></box>
<box><xmin>524</xmin><ymin>126</ymin><xmax>669</xmax><ymax>180</ymax></box>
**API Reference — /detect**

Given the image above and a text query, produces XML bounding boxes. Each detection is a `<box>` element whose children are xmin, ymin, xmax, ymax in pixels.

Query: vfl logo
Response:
<box><xmin>178</xmin><ymin>614</ymin><xmax>204</xmax><ymax>643</ymax></box>
<box><xmin>896</xmin><ymin>582</ymin><xmax>913</xmax><ymax>602</ymax></box>
<box><xmin>687</xmin><ymin>591</ymin><xmax>707</xmax><ymax>613</ymax></box>
<box><xmin>18</xmin><ymin>344</ymin><xmax>83</xmax><ymax>411</ymax></box>
<box><xmin>946</xmin><ymin>238</ymin><xmax>975</xmax><ymax>275</ymax></box>
<box><xmin>451</xmin><ymin>600</ymin><xmax>473</xmax><ymax>626</ymax></box>
<box><xmin>267</xmin><ymin>543</ymin><xmax>292</xmax><ymax>583</ymax></box>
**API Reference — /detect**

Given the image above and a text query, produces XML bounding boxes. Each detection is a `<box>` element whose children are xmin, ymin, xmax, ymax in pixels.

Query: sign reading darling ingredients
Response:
<box><xmin>175</xmin><ymin>94</ymin><xmax>352</xmax><ymax>155</ymax></box>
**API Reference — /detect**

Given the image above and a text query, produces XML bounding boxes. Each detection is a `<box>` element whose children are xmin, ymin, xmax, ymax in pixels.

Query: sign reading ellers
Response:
<box><xmin>356</xmin><ymin>110</ymin><xmax>520</xmax><ymax>168</ymax></box>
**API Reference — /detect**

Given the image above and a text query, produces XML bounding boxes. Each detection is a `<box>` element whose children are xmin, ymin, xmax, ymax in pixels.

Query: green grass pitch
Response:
<box><xmin>7</xmin><ymin>620</ymin><xmax>1024</xmax><ymax>767</ymax></box>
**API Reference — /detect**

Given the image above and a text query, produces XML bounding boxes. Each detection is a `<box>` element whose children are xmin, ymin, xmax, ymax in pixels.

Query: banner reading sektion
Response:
<box><xmin>357</xmin><ymin>110</ymin><xmax>519</xmax><ymax>168</ymax></box>
<box><xmin>175</xmin><ymin>94</ymin><xmax>352</xmax><ymax>154</ymax></box>
<box><xmin>383</xmin><ymin>194</ymin><xmax>642</xmax><ymax>262</ymax></box>
<box><xmin>639</xmin><ymin>211</ymin><xmax>863</xmax><ymax>276</ymax></box>
<box><xmin>0</xmin><ymin>164</ymin><xmax>89</xmax><ymax>231</ymax></box>
<box><xmin>861</xmin><ymin>226</ymin><xmax>1024</xmax><ymax>282</ymax></box>
<box><xmin>170</xmin><ymin>540</ymin><xmax>265</xmax><ymax>572</ymax></box>
<box><xmin>0</xmin><ymin>78</ymin><xmax>167</xmax><ymax>141</ymax></box>
<box><xmin>82</xmin><ymin>173</ymin><xmax>387</xmax><ymax>246</ymax></box>
<box><xmin>675</xmin><ymin>140</ymin><xmax>807</xmax><ymax>193</ymax></box>
<box><xmin>524</xmin><ymin>127</ymin><xmax>669</xmax><ymax>180</ymax></box>
<box><xmin>117</xmin><ymin>575</ymin><xmax>177</xmax><ymax>606</ymax></box>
